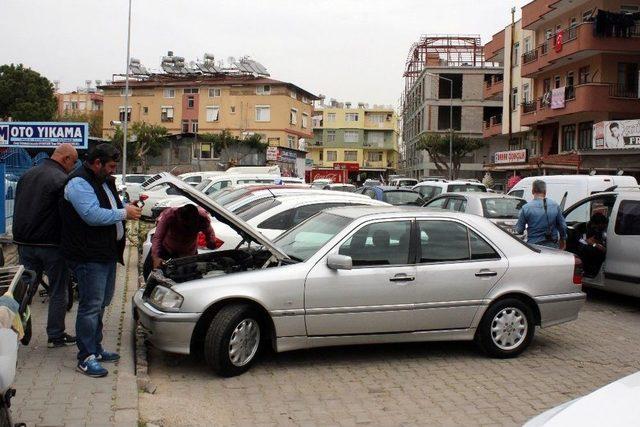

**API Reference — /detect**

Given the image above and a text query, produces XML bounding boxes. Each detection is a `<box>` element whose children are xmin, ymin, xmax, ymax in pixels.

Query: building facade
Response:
<box><xmin>310</xmin><ymin>102</ymin><xmax>399</xmax><ymax>182</ymax></box>
<box><xmin>56</xmin><ymin>90</ymin><xmax>103</xmax><ymax>116</ymax></box>
<box><xmin>515</xmin><ymin>0</ymin><xmax>640</xmax><ymax>175</ymax></box>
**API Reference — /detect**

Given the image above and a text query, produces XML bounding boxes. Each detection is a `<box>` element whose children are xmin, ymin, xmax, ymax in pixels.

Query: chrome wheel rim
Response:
<box><xmin>491</xmin><ymin>307</ymin><xmax>528</xmax><ymax>351</ymax></box>
<box><xmin>228</xmin><ymin>318</ymin><xmax>260</xmax><ymax>367</ymax></box>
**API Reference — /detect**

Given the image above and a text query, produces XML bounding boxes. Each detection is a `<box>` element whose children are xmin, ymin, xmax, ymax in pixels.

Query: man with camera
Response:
<box><xmin>515</xmin><ymin>179</ymin><xmax>567</xmax><ymax>249</ymax></box>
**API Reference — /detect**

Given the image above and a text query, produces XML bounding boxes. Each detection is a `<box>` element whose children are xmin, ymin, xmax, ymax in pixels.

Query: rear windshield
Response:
<box><xmin>214</xmin><ymin>189</ymin><xmax>252</xmax><ymax>206</ymax></box>
<box><xmin>237</xmin><ymin>198</ymin><xmax>282</xmax><ymax>221</ymax></box>
<box><xmin>481</xmin><ymin>198</ymin><xmax>526</xmax><ymax>219</ymax></box>
<box><xmin>383</xmin><ymin>191</ymin><xmax>422</xmax><ymax>206</ymax></box>
<box><xmin>447</xmin><ymin>184</ymin><xmax>486</xmax><ymax>193</ymax></box>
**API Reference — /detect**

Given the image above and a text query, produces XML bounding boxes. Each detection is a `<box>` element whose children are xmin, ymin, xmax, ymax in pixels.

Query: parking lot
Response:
<box><xmin>139</xmin><ymin>289</ymin><xmax>640</xmax><ymax>427</ymax></box>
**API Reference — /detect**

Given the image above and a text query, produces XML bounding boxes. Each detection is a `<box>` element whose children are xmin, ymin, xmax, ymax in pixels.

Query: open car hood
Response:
<box><xmin>141</xmin><ymin>173</ymin><xmax>289</xmax><ymax>261</ymax></box>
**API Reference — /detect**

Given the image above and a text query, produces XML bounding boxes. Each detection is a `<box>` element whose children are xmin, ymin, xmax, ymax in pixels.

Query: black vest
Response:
<box><xmin>60</xmin><ymin>164</ymin><xmax>126</xmax><ymax>264</ymax></box>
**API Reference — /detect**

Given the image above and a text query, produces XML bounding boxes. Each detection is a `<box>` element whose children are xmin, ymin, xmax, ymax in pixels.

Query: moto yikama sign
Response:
<box><xmin>0</xmin><ymin>122</ymin><xmax>88</xmax><ymax>148</ymax></box>
<box><xmin>593</xmin><ymin>120</ymin><xmax>640</xmax><ymax>150</ymax></box>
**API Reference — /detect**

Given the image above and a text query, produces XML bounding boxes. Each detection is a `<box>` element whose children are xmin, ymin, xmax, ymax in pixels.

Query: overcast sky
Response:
<box><xmin>1</xmin><ymin>0</ymin><xmax>526</xmax><ymax>107</ymax></box>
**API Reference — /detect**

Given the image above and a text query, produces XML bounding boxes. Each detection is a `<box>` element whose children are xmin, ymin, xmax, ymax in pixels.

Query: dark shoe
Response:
<box><xmin>47</xmin><ymin>333</ymin><xmax>76</xmax><ymax>348</ymax></box>
<box><xmin>77</xmin><ymin>355</ymin><xmax>108</xmax><ymax>378</ymax></box>
<box><xmin>96</xmin><ymin>351</ymin><xmax>120</xmax><ymax>363</ymax></box>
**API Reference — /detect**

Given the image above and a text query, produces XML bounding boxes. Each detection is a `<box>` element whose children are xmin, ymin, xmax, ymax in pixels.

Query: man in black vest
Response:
<box><xmin>13</xmin><ymin>143</ymin><xmax>78</xmax><ymax>348</ymax></box>
<box><xmin>60</xmin><ymin>144</ymin><xmax>142</xmax><ymax>377</ymax></box>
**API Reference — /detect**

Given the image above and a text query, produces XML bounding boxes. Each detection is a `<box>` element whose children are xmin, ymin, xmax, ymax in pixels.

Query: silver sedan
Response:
<box><xmin>133</xmin><ymin>174</ymin><xmax>585</xmax><ymax>377</ymax></box>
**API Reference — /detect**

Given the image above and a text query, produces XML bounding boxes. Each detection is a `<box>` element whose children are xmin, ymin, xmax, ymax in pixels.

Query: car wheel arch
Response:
<box><xmin>481</xmin><ymin>292</ymin><xmax>541</xmax><ymax>327</ymax></box>
<box><xmin>190</xmin><ymin>297</ymin><xmax>276</xmax><ymax>356</ymax></box>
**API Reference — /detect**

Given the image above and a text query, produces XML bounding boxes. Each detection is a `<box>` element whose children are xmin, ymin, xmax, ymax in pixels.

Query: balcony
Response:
<box><xmin>483</xmin><ymin>115</ymin><xmax>503</xmax><ymax>138</ymax></box>
<box><xmin>522</xmin><ymin>23</ymin><xmax>640</xmax><ymax>77</ymax></box>
<box><xmin>521</xmin><ymin>83</ymin><xmax>640</xmax><ymax>126</ymax></box>
<box><xmin>484</xmin><ymin>29</ymin><xmax>506</xmax><ymax>62</ymax></box>
<box><xmin>483</xmin><ymin>75</ymin><xmax>504</xmax><ymax>100</ymax></box>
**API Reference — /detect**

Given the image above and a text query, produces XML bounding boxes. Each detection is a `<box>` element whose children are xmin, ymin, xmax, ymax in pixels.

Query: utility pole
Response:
<box><xmin>508</xmin><ymin>7</ymin><xmax>515</xmax><ymax>151</ymax></box>
<box><xmin>122</xmin><ymin>0</ymin><xmax>133</xmax><ymax>195</ymax></box>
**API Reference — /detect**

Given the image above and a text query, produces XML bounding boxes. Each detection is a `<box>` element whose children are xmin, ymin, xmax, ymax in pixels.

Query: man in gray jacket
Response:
<box><xmin>13</xmin><ymin>143</ymin><xmax>78</xmax><ymax>347</ymax></box>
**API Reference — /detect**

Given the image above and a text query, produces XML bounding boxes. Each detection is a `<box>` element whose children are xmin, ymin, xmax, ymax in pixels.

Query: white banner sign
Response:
<box><xmin>494</xmin><ymin>149</ymin><xmax>527</xmax><ymax>164</ymax></box>
<box><xmin>593</xmin><ymin>119</ymin><xmax>640</xmax><ymax>150</ymax></box>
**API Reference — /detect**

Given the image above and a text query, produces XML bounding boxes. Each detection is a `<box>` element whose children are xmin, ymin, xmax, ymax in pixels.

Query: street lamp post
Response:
<box><xmin>424</xmin><ymin>72</ymin><xmax>454</xmax><ymax>180</ymax></box>
<box><xmin>121</xmin><ymin>0</ymin><xmax>133</xmax><ymax>200</ymax></box>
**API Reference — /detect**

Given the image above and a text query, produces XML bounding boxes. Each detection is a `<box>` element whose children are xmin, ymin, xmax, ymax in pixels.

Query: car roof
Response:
<box><xmin>414</xmin><ymin>180</ymin><xmax>485</xmax><ymax>186</ymax></box>
<box><xmin>324</xmin><ymin>205</ymin><xmax>475</xmax><ymax>220</ymax></box>
<box><xmin>376</xmin><ymin>186</ymin><xmax>419</xmax><ymax>192</ymax></box>
<box><xmin>272</xmin><ymin>194</ymin><xmax>384</xmax><ymax>205</ymax></box>
<box><xmin>432</xmin><ymin>192</ymin><xmax>524</xmax><ymax>200</ymax></box>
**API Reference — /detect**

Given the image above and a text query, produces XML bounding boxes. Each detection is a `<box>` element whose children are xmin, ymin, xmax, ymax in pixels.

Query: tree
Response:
<box><xmin>197</xmin><ymin>131</ymin><xmax>268</xmax><ymax>167</ymax></box>
<box><xmin>416</xmin><ymin>131</ymin><xmax>488</xmax><ymax>180</ymax></box>
<box><xmin>110</xmin><ymin>122</ymin><xmax>168</xmax><ymax>172</ymax></box>
<box><xmin>0</xmin><ymin>64</ymin><xmax>57</xmax><ymax>121</ymax></box>
<box><xmin>57</xmin><ymin>111</ymin><xmax>103</xmax><ymax>137</ymax></box>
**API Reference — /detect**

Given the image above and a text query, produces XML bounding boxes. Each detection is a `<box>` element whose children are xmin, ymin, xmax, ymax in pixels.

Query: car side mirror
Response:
<box><xmin>327</xmin><ymin>254</ymin><xmax>352</xmax><ymax>270</ymax></box>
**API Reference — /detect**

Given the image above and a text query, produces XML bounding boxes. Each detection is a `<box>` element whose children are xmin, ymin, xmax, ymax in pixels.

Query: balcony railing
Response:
<box><xmin>484</xmin><ymin>115</ymin><xmax>502</xmax><ymax>129</ymax></box>
<box><xmin>522</xmin><ymin>50</ymin><xmax>538</xmax><ymax>64</ymax></box>
<box><xmin>609</xmin><ymin>83</ymin><xmax>639</xmax><ymax>99</ymax></box>
<box><xmin>485</xmin><ymin>75</ymin><xmax>504</xmax><ymax>88</ymax></box>
<box><xmin>522</xmin><ymin>100</ymin><xmax>537</xmax><ymax>113</ymax></box>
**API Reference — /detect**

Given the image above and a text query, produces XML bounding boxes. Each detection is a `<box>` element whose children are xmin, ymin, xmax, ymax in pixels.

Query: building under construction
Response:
<box><xmin>401</xmin><ymin>34</ymin><xmax>502</xmax><ymax>179</ymax></box>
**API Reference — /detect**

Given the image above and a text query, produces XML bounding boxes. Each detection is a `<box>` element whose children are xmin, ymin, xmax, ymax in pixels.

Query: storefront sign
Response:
<box><xmin>593</xmin><ymin>120</ymin><xmax>640</xmax><ymax>149</ymax></box>
<box><xmin>333</xmin><ymin>162</ymin><xmax>359</xmax><ymax>172</ymax></box>
<box><xmin>0</xmin><ymin>122</ymin><xmax>88</xmax><ymax>148</ymax></box>
<box><xmin>494</xmin><ymin>149</ymin><xmax>528</xmax><ymax>164</ymax></box>
<box><xmin>266</xmin><ymin>146</ymin><xmax>278</xmax><ymax>161</ymax></box>
<box><xmin>279</xmin><ymin>148</ymin><xmax>298</xmax><ymax>163</ymax></box>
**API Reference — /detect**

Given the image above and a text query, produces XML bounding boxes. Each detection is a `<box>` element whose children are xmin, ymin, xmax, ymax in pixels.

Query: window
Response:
<box><xmin>511</xmin><ymin>88</ymin><xmax>518</xmax><ymax>111</ymax></box>
<box><xmin>206</xmin><ymin>106</ymin><xmax>220</xmax><ymax>122</ymax></box>
<box><xmin>481</xmin><ymin>198</ymin><xmax>525</xmax><ymax>219</ymax></box>
<box><xmin>290</xmin><ymin>108</ymin><xmax>298</xmax><ymax>125</ymax></box>
<box><xmin>338</xmin><ymin>221</ymin><xmax>412</xmax><ymax>266</ymax></box>
<box><xmin>543</xmin><ymin>78</ymin><xmax>551</xmax><ymax>93</ymax></box>
<box><xmin>70</xmin><ymin>101</ymin><xmax>78</xmax><ymax>110</ymax></box>
<box><xmin>367</xmin><ymin>131</ymin><xmax>384</xmax><ymax>145</ymax></box>
<box><xmin>417</xmin><ymin>185</ymin><xmax>442</xmax><ymax>200</ymax></box>
<box><xmin>208</xmin><ymin>88</ymin><xmax>221</xmax><ymax>97</ymax></box>
<box><xmin>524</xmin><ymin>37</ymin><xmax>532</xmax><ymax>53</ymax></box>
<box><xmin>287</xmin><ymin>135</ymin><xmax>296</xmax><ymax>148</ymax></box>
<box><xmin>78</xmin><ymin>101</ymin><xmax>86</xmax><ymax>110</ymax></box>
<box><xmin>197</xmin><ymin>142</ymin><xmax>213</xmax><ymax>159</ymax></box>
<box><xmin>579</xmin><ymin>66</ymin><xmax>590</xmax><ymax>84</ymax></box>
<box><xmin>302</xmin><ymin>96</ymin><xmax>310</xmax><ymax>104</ymax></box>
<box><xmin>513</xmin><ymin>42</ymin><xmax>520</xmax><ymax>66</ymax></box>
<box><xmin>120</xmin><ymin>88</ymin><xmax>132</xmax><ymax>97</ymax></box>
<box><xmin>582</xmin><ymin>10</ymin><xmax>593</xmax><ymax>22</ymax></box>
<box><xmin>437</xmin><ymin>106</ymin><xmax>461</xmax><ymax>130</ymax></box>
<box><xmin>191</xmin><ymin>120</ymin><xmax>198</xmax><ymax>133</ymax></box>
<box><xmin>143</xmin><ymin>106</ymin><xmax>148</xmax><ymax>115</ymax></box>
<box><xmin>289</xmin><ymin>90</ymin><xmax>297</xmax><ymax>99</ymax></box>
<box><xmin>160</xmin><ymin>106</ymin><xmax>174</xmax><ymax>122</ymax></box>
<box><xmin>425</xmin><ymin>197</ymin><xmax>447</xmax><ymax>209</ymax></box>
<box><xmin>187</xmin><ymin>96</ymin><xmax>195</xmax><ymax>109</ymax></box>
<box><xmin>345</xmin><ymin>113</ymin><xmax>359</xmax><ymax>122</ymax></box>
<box><xmin>326</xmin><ymin>150</ymin><xmax>337</xmax><ymax>161</ymax></box>
<box><xmin>418</xmin><ymin>220</ymin><xmax>469</xmax><ymax>262</ymax></box>
<box><xmin>63</xmin><ymin>101</ymin><xmax>70</xmax><ymax>110</ymax></box>
<box><xmin>256</xmin><ymin>85</ymin><xmax>271</xmax><ymax>95</ymax></box>
<box><xmin>163</xmin><ymin>88</ymin><xmax>175</xmax><ymax>98</ymax></box>
<box><xmin>578</xmin><ymin>121</ymin><xmax>593</xmax><ymax>150</ymax></box>
<box><xmin>368</xmin><ymin>113</ymin><xmax>386</xmax><ymax>124</ymax></box>
<box><xmin>319</xmin><ymin>151</ymin><xmax>323</xmax><ymax>161</ymax></box>
<box><xmin>327</xmin><ymin>130</ymin><xmax>336</xmax><ymax>142</ymax></box>
<box><xmin>118</xmin><ymin>106</ymin><xmax>131</xmax><ymax>121</ymax></box>
<box><xmin>615</xmin><ymin>201</ymin><xmax>640</xmax><ymax>235</ymax></box>
<box><xmin>262</xmin><ymin>203</ymin><xmax>347</xmax><ymax>231</ymax></box>
<box><xmin>344</xmin><ymin>150</ymin><xmax>357</xmax><ymax>162</ymax></box>
<box><xmin>554</xmin><ymin>76</ymin><xmax>561</xmax><ymax>88</ymax></box>
<box><xmin>183</xmin><ymin>88</ymin><xmax>199</xmax><ymax>94</ymax></box>
<box><xmin>302</xmin><ymin>113</ymin><xmax>309</xmax><ymax>129</ymax></box>
<box><xmin>569</xmin><ymin>17</ymin><xmax>578</xmax><ymax>27</ymax></box>
<box><xmin>327</xmin><ymin>113</ymin><xmax>336</xmax><ymax>122</ymax></box>
<box><xmin>382</xmin><ymin>191</ymin><xmax>423</xmax><ymax>206</ymax></box>
<box><xmin>367</xmin><ymin>151</ymin><xmax>383</xmax><ymax>162</ymax></box>
<box><xmin>204</xmin><ymin>180</ymin><xmax>231</xmax><ymax>195</ymax></box>
<box><xmin>565</xmin><ymin>195</ymin><xmax>617</xmax><ymax>225</ymax></box>
<box><xmin>236</xmin><ymin>199</ymin><xmax>282</xmax><ymax>220</ymax></box>
<box><xmin>230</xmin><ymin>105</ymin><xmax>236</xmax><ymax>113</ymax></box>
<box><xmin>621</xmin><ymin>5</ymin><xmax>640</xmax><ymax>13</ymax></box>
<box><xmin>182</xmin><ymin>120</ymin><xmax>189</xmax><ymax>133</ymax></box>
<box><xmin>255</xmin><ymin>105</ymin><xmax>271</xmax><ymax>122</ymax></box>
<box><xmin>438</xmin><ymin>74</ymin><xmax>463</xmax><ymax>99</ymax></box>
<box><xmin>446</xmin><ymin>197</ymin><xmax>467</xmax><ymax>212</ymax></box>
<box><xmin>470</xmin><ymin>230</ymin><xmax>499</xmax><ymax>260</ymax></box>
<box><xmin>562</xmin><ymin>124</ymin><xmax>576</xmax><ymax>151</ymax></box>
<box><xmin>344</xmin><ymin>131</ymin><xmax>359</xmax><ymax>143</ymax></box>
<box><xmin>523</xmin><ymin>84</ymin><xmax>531</xmax><ymax>103</ymax></box>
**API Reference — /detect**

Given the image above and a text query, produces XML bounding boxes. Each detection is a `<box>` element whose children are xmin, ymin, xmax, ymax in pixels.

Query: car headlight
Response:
<box><xmin>149</xmin><ymin>285</ymin><xmax>183</xmax><ymax>310</ymax></box>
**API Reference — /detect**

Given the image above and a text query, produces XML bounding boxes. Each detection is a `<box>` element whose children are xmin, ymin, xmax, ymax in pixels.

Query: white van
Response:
<box><xmin>179</xmin><ymin>166</ymin><xmax>282</xmax><ymax>186</ymax></box>
<box><xmin>507</xmin><ymin>175</ymin><xmax>638</xmax><ymax>209</ymax></box>
<box><xmin>179</xmin><ymin>171</ymin><xmax>226</xmax><ymax>186</ymax></box>
<box><xmin>195</xmin><ymin>174</ymin><xmax>284</xmax><ymax>196</ymax></box>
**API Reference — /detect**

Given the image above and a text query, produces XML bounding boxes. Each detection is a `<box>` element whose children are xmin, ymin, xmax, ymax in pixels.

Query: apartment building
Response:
<box><xmin>100</xmin><ymin>75</ymin><xmax>317</xmax><ymax>154</ymax></box>
<box><xmin>310</xmin><ymin>101</ymin><xmax>399</xmax><ymax>181</ymax></box>
<box><xmin>56</xmin><ymin>89</ymin><xmax>103</xmax><ymax>116</ymax></box>
<box><xmin>402</xmin><ymin>35</ymin><xmax>502</xmax><ymax>179</ymax></box>
<box><xmin>482</xmin><ymin>20</ymin><xmax>537</xmax><ymax>188</ymax></box>
<box><xmin>517</xmin><ymin>0</ymin><xmax>640</xmax><ymax>174</ymax></box>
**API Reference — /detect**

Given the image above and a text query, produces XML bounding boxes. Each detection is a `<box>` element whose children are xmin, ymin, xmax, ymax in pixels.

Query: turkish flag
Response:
<box><xmin>555</xmin><ymin>31</ymin><xmax>563</xmax><ymax>53</ymax></box>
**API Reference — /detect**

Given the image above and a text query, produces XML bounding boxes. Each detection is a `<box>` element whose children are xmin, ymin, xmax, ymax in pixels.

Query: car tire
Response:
<box><xmin>204</xmin><ymin>304</ymin><xmax>262</xmax><ymax>377</ymax></box>
<box><xmin>476</xmin><ymin>298</ymin><xmax>534</xmax><ymax>358</ymax></box>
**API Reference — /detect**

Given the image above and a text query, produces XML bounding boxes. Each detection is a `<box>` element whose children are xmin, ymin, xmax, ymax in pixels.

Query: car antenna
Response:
<box><xmin>267</xmin><ymin>188</ymin><xmax>276</xmax><ymax>199</ymax></box>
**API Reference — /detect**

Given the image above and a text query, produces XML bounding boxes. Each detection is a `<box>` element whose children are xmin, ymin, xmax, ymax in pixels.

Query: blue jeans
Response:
<box><xmin>18</xmin><ymin>245</ymin><xmax>69</xmax><ymax>340</ymax></box>
<box><xmin>70</xmin><ymin>262</ymin><xmax>116</xmax><ymax>361</ymax></box>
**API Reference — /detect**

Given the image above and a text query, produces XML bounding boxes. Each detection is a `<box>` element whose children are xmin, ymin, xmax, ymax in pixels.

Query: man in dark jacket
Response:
<box><xmin>13</xmin><ymin>143</ymin><xmax>78</xmax><ymax>348</ymax></box>
<box><xmin>60</xmin><ymin>144</ymin><xmax>142</xmax><ymax>377</ymax></box>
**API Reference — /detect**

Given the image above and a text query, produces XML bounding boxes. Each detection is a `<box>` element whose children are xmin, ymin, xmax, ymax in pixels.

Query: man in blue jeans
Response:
<box><xmin>515</xmin><ymin>179</ymin><xmax>567</xmax><ymax>249</ymax></box>
<box><xmin>60</xmin><ymin>144</ymin><xmax>142</xmax><ymax>377</ymax></box>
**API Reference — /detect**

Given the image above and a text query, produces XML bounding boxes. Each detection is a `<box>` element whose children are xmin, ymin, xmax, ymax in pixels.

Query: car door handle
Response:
<box><xmin>389</xmin><ymin>274</ymin><xmax>415</xmax><ymax>282</ymax></box>
<box><xmin>475</xmin><ymin>270</ymin><xmax>498</xmax><ymax>277</ymax></box>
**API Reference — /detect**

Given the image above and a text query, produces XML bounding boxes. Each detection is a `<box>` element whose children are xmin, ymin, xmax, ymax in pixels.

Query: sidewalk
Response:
<box><xmin>10</xmin><ymin>245</ymin><xmax>139</xmax><ymax>427</ymax></box>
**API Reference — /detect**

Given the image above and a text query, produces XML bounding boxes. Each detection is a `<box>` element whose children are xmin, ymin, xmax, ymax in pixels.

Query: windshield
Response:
<box><xmin>195</xmin><ymin>179</ymin><xmax>212</xmax><ymax>191</ymax></box>
<box><xmin>447</xmin><ymin>184</ymin><xmax>486</xmax><ymax>193</ymax></box>
<box><xmin>237</xmin><ymin>198</ymin><xmax>282</xmax><ymax>221</ymax></box>
<box><xmin>275</xmin><ymin>212</ymin><xmax>353</xmax><ymax>261</ymax></box>
<box><xmin>481</xmin><ymin>198</ymin><xmax>526</xmax><ymax>219</ymax></box>
<box><xmin>383</xmin><ymin>191</ymin><xmax>422</xmax><ymax>206</ymax></box>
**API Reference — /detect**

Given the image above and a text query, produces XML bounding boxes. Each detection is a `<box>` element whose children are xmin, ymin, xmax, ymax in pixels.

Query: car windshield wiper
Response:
<box><xmin>285</xmin><ymin>254</ymin><xmax>302</xmax><ymax>262</ymax></box>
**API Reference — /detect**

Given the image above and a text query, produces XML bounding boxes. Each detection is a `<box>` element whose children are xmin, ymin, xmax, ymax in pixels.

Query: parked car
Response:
<box><xmin>362</xmin><ymin>179</ymin><xmax>382</xmax><ymax>187</ymax></box>
<box><xmin>113</xmin><ymin>174</ymin><xmax>153</xmax><ymax>201</ymax></box>
<box><xmin>310</xmin><ymin>179</ymin><xmax>332</xmax><ymax>189</ymax></box>
<box><xmin>507</xmin><ymin>174</ymin><xmax>638</xmax><ymax>209</ymax></box>
<box><xmin>133</xmin><ymin>173</ymin><xmax>585</xmax><ymax>377</ymax></box>
<box><xmin>389</xmin><ymin>178</ymin><xmax>419</xmax><ymax>188</ymax></box>
<box><xmin>179</xmin><ymin>166</ymin><xmax>282</xmax><ymax>187</ymax></box>
<box><xmin>563</xmin><ymin>187</ymin><xmax>640</xmax><ymax>297</ymax></box>
<box><xmin>179</xmin><ymin>171</ymin><xmax>226</xmax><ymax>187</ymax></box>
<box><xmin>423</xmin><ymin>193</ymin><xmax>526</xmax><ymax>233</ymax></box>
<box><xmin>413</xmin><ymin>180</ymin><xmax>487</xmax><ymax>201</ymax></box>
<box><xmin>323</xmin><ymin>183</ymin><xmax>357</xmax><ymax>192</ymax></box>
<box><xmin>524</xmin><ymin>370</ymin><xmax>640</xmax><ymax>426</ymax></box>
<box><xmin>357</xmin><ymin>186</ymin><xmax>423</xmax><ymax>205</ymax></box>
